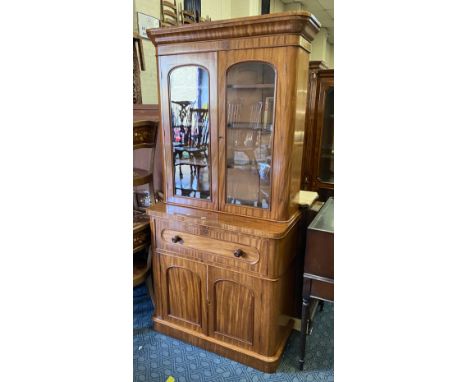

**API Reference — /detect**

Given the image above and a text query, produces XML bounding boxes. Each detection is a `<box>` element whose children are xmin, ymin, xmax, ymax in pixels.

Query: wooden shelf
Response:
<box><xmin>227</xmin><ymin>84</ymin><xmax>274</xmax><ymax>89</ymax></box>
<box><xmin>133</xmin><ymin>168</ymin><xmax>153</xmax><ymax>186</ymax></box>
<box><xmin>227</xmin><ymin>122</ymin><xmax>272</xmax><ymax>131</ymax></box>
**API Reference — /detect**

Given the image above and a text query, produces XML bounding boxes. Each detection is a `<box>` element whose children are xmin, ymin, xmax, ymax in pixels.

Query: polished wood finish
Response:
<box><xmin>148</xmin><ymin>201</ymin><xmax>305</xmax><ymax>372</ymax></box>
<box><xmin>158</xmin><ymin>253</ymin><xmax>208</xmax><ymax>333</ymax></box>
<box><xmin>147</xmin><ymin>13</ymin><xmax>319</xmax><ymax>372</ymax></box>
<box><xmin>147</xmin><ymin>11</ymin><xmax>320</xmax><ymax>47</ymax></box>
<box><xmin>151</xmin><ymin>12</ymin><xmax>317</xmax><ymax>221</ymax></box>
<box><xmin>301</xmin><ymin>62</ymin><xmax>334</xmax><ymax>197</ymax></box>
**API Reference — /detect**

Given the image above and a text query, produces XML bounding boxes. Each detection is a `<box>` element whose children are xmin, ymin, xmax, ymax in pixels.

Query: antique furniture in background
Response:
<box><xmin>147</xmin><ymin>12</ymin><xmax>320</xmax><ymax>372</ymax></box>
<box><xmin>133</xmin><ymin>120</ymin><xmax>159</xmax><ymax>304</ymax></box>
<box><xmin>133</xmin><ymin>104</ymin><xmax>160</xmax><ymax>122</ymax></box>
<box><xmin>301</xmin><ymin>61</ymin><xmax>334</xmax><ymax>200</ymax></box>
<box><xmin>133</xmin><ymin>120</ymin><xmax>158</xmax><ymax>210</ymax></box>
<box><xmin>160</xmin><ymin>0</ymin><xmax>179</xmax><ymax>27</ymax></box>
<box><xmin>298</xmin><ymin>196</ymin><xmax>334</xmax><ymax>370</ymax></box>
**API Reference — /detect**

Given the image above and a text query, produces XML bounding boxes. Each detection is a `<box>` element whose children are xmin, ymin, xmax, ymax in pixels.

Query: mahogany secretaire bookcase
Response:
<box><xmin>147</xmin><ymin>12</ymin><xmax>320</xmax><ymax>372</ymax></box>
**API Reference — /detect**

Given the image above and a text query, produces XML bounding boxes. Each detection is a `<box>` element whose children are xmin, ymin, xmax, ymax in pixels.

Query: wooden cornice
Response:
<box><xmin>147</xmin><ymin>11</ymin><xmax>321</xmax><ymax>47</ymax></box>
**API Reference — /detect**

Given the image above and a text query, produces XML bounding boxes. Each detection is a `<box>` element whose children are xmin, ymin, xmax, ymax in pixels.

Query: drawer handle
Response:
<box><xmin>233</xmin><ymin>249</ymin><xmax>244</xmax><ymax>258</ymax></box>
<box><xmin>171</xmin><ymin>235</ymin><xmax>183</xmax><ymax>244</ymax></box>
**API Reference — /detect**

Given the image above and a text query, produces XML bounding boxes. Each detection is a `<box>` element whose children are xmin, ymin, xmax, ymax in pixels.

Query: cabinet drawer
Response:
<box><xmin>155</xmin><ymin>220</ymin><xmax>264</xmax><ymax>274</ymax></box>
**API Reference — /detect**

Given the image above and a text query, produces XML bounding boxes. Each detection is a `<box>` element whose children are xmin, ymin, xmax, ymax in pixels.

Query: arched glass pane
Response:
<box><xmin>169</xmin><ymin>66</ymin><xmax>210</xmax><ymax>200</ymax></box>
<box><xmin>225</xmin><ymin>62</ymin><xmax>276</xmax><ymax>209</ymax></box>
<box><xmin>318</xmin><ymin>86</ymin><xmax>334</xmax><ymax>183</ymax></box>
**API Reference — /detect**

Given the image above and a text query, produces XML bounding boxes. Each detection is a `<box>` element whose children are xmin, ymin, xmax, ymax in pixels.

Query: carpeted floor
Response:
<box><xmin>133</xmin><ymin>284</ymin><xmax>334</xmax><ymax>382</ymax></box>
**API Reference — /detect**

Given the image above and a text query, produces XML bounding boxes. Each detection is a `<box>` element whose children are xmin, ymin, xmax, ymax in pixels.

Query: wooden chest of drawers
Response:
<box><xmin>148</xmin><ymin>203</ymin><xmax>303</xmax><ymax>372</ymax></box>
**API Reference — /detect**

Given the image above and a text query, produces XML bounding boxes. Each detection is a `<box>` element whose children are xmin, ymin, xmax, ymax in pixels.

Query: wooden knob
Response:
<box><xmin>233</xmin><ymin>249</ymin><xmax>244</xmax><ymax>258</ymax></box>
<box><xmin>171</xmin><ymin>235</ymin><xmax>183</xmax><ymax>244</ymax></box>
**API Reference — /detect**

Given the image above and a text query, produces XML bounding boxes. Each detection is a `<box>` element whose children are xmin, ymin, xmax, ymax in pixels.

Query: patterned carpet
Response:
<box><xmin>133</xmin><ymin>284</ymin><xmax>334</xmax><ymax>382</ymax></box>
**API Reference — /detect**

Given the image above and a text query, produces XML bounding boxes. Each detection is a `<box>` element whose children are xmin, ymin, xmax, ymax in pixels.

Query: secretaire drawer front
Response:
<box><xmin>155</xmin><ymin>220</ymin><xmax>264</xmax><ymax>274</ymax></box>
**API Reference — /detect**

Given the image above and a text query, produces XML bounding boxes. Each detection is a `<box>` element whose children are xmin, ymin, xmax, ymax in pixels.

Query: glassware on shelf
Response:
<box><xmin>225</xmin><ymin>62</ymin><xmax>276</xmax><ymax>209</ymax></box>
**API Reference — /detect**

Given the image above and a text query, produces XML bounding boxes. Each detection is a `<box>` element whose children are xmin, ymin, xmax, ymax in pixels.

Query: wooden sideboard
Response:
<box><xmin>146</xmin><ymin>11</ymin><xmax>320</xmax><ymax>373</ymax></box>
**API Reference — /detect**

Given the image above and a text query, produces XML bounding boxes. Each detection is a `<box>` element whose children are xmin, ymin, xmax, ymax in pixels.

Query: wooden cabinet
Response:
<box><xmin>301</xmin><ymin>62</ymin><xmax>334</xmax><ymax>199</ymax></box>
<box><xmin>147</xmin><ymin>12</ymin><xmax>320</xmax><ymax>372</ymax></box>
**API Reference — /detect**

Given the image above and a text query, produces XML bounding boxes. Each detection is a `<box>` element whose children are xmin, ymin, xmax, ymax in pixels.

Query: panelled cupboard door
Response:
<box><xmin>158</xmin><ymin>253</ymin><xmax>208</xmax><ymax>334</ymax></box>
<box><xmin>208</xmin><ymin>267</ymin><xmax>263</xmax><ymax>351</ymax></box>
<box><xmin>159</xmin><ymin>52</ymin><xmax>219</xmax><ymax>210</ymax></box>
<box><xmin>218</xmin><ymin>48</ymin><xmax>300</xmax><ymax>221</ymax></box>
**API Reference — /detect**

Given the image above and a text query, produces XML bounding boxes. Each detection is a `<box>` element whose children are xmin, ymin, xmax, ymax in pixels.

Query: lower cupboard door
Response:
<box><xmin>208</xmin><ymin>267</ymin><xmax>263</xmax><ymax>350</ymax></box>
<box><xmin>159</xmin><ymin>253</ymin><xmax>208</xmax><ymax>334</ymax></box>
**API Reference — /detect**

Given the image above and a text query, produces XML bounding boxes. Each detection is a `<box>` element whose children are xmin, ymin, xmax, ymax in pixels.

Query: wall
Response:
<box><xmin>133</xmin><ymin>0</ymin><xmax>260</xmax><ymax>104</ymax></box>
<box><xmin>134</xmin><ymin>0</ymin><xmax>160</xmax><ymax>104</ymax></box>
<box><xmin>133</xmin><ymin>0</ymin><xmax>333</xmax><ymax>105</ymax></box>
<box><xmin>308</xmin><ymin>29</ymin><xmax>333</xmax><ymax>69</ymax></box>
<box><xmin>270</xmin><ymin>0</ymin><xmax>285</xmax><ymax>13</ymax></box>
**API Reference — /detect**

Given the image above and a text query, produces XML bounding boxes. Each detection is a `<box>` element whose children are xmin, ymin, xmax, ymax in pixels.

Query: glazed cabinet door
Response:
<box><xmin>218</xmin><ymin>47</ymin><xmax>306</xmax><ymax>220</ymax></box>
<box><xmin>157</xmin><ymin>253</ymin><xmax>208</xmax><ymax>334</ymax></box>
<box><xmin>159</xmin><ymin>53</ymin><xmax>219</xmax><ymax>210</ymax></box>
<box><xmin>208</xmin><ymin>267</ymin><xmax>263</xmax><ymax>351</ymax></box>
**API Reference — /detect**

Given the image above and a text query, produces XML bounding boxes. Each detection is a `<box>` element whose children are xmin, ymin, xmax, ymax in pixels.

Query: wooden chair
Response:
<box><xmin>173</xmin><ymin>108</ymin><xmax>209</xmax><ymax>197</ymax></box>
<box><xmin>160</xmin><ymin>0</ymin><xmax>179</xmax><ymax>27</ymax></box>
<box><xmin>178</xmin><ymin>2</ymin><xmax>196</xmax><ymax>25</ymax></box>
<box><xmin>133</xmin><ymin>120</ymin><xmax>158</xmax><ymax>304</ymax></box>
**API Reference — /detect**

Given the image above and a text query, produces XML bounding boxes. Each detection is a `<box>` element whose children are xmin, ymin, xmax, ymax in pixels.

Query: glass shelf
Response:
<box><xmin>226</xmin><ymin>84</ymin><xmax>275</xmax><ymax>89</ymax></box>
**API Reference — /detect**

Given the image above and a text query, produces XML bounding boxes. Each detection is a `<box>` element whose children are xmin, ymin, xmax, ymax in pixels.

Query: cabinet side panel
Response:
<box><xmin>288</xmin><ymin>47</ymin><xmax>309</xmax><ymax>217</ymax></box>
<box><xmin>301</xmin><ymin>66</ymin><xmax>319</xmax><ymax>190</ymax></box>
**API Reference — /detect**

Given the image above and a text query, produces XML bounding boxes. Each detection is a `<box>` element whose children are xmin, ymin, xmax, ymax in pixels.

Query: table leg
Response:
<box><xmin>299</xmin><ymin>295</ymin><xmax>311</xmax><ymax>370</ymax></box>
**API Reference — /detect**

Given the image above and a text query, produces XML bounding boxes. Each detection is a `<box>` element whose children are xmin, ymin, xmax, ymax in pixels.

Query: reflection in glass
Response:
<box><xmin>318</xmin><ymin>87</ymin><xmax>334</xmax><ymax>183</ymax></box>
<box><xmin>225</xmin><ymin>62</ymin><xmax>275</xmax><ymax>209</ymax></box>
<box><xmin>169</xmin><ymin>66</ymin><xmax>210</xmax><ymax>199</ymax></box>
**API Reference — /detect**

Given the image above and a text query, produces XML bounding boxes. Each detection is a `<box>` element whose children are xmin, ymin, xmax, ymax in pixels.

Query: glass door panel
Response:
<box><xmin>225</xmin><ymin>62</ymin><xmax>275</xmax><ymax>209</ymax></box>
<box><xmin>169</xmin><ymin>66</ymin><xmax>211</xmax><ymax>200</ymax></box>
<box><xmin>318</xmin><ymin>86</ymin><xmax>334</xmax><ymax>184</ymax></box>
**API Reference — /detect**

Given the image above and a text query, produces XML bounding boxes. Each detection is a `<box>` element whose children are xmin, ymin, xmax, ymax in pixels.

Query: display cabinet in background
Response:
<box><xmin>147</xmin><ymin>12</ymin><xmax>320</xmax><ymax>372</ymax></box>
<box><xmin>301</xmin><ymin>61</ymin><xmax>334</xmax><ymax>200</ymax></box>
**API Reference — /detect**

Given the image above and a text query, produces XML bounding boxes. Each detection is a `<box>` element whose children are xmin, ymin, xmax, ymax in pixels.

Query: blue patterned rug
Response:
<box><xmin>134</xmin><ymin>285</ymin><xmax>333</xmax><ymax>382</ymax></box>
